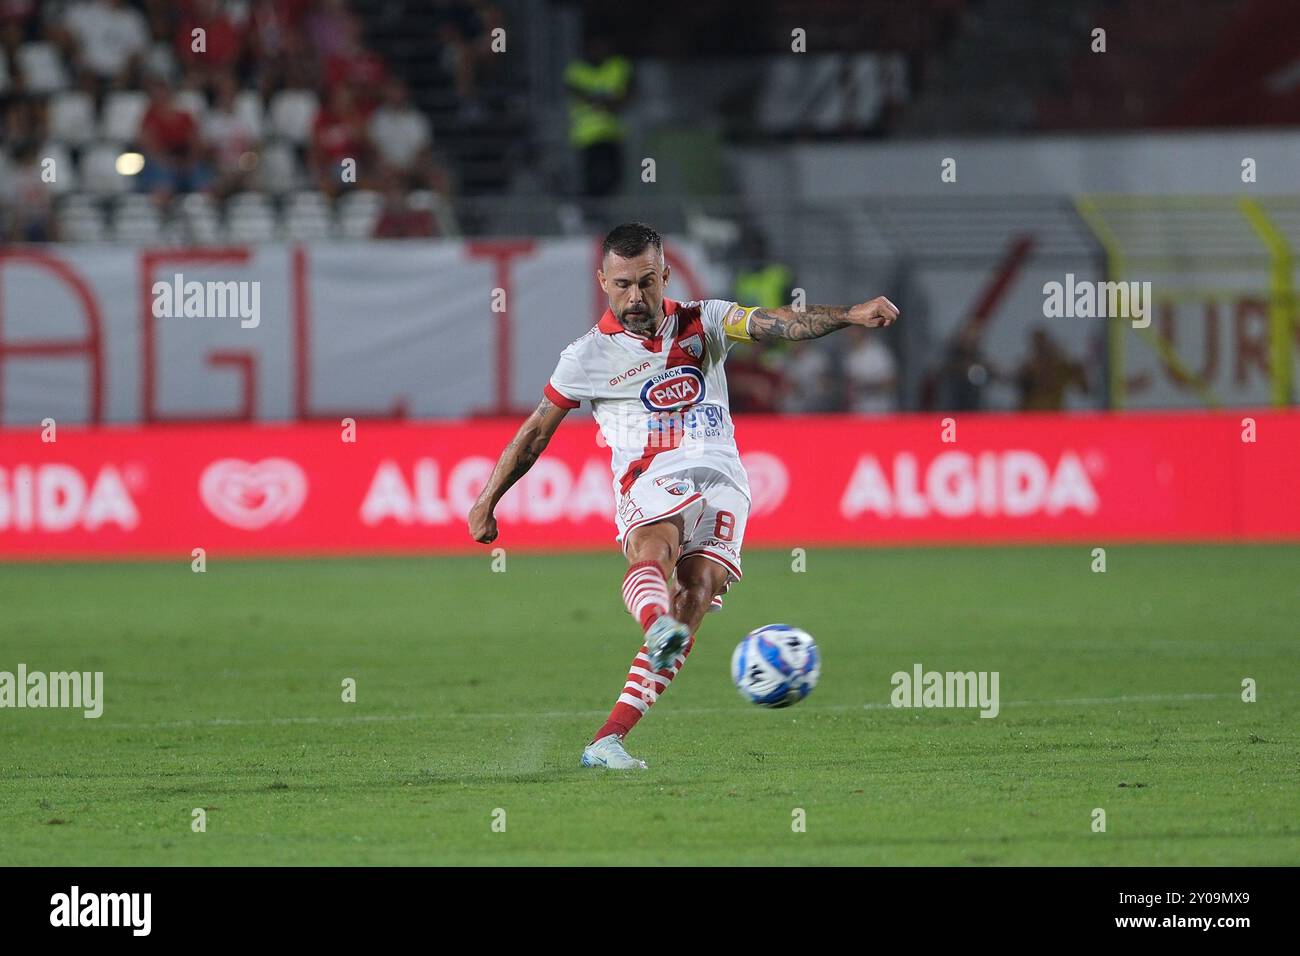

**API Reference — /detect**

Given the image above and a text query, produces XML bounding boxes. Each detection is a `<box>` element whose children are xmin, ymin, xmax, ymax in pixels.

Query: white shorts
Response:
<box><xmin>615</xmin><ymin>467</ymin><xmax>749</xmax><ymax>583</ymax></box>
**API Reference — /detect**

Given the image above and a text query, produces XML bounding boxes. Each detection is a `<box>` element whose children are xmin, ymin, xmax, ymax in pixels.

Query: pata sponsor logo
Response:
<box><xmin>640</xmin><ymin>367</ymin><xmax>705</xmax><ymax>410</ymax></box>
<box><xmin>50</xmin><ymin>886</ymin><xmax>150</xmax><ymax>936</ymax></box>
<box><xmin>0</xmin><ymin>464</ymin><xmax>139</xmax><ymax>531</ymax></box>
<box><xmin>840</xmin><ymin>450</ymin><xmax>1098</xmax><ymax>519</ymax></box>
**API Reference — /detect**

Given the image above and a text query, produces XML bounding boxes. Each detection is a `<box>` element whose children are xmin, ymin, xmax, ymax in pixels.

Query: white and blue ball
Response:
<box><xmin>731</xmin><ymin>624</ymin><xmax>820</xmax><ymax>708</ymax></box>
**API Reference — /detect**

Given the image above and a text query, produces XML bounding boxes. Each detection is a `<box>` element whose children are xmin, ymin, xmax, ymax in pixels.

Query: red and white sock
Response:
<box><xmin>622</xmin><ymin>560</ymin><xmax>670</xmax><ymax>632</ymax></box>
<box><xmin>590</xmin><ymin>635</ymin><xmax>695</xmax><ymax>743</ymax></box>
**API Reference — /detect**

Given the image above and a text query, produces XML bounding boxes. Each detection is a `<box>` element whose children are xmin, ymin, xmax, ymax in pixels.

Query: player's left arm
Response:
<box><xmin>743</xmin><ymin>297</ymin><xmax>899</xmax><ymax>342</ymax></box>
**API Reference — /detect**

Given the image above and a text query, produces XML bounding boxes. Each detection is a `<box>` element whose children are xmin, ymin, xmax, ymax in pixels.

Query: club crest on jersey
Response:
<box><xmin>640</xmin><ymin>367</ymin><xmax>705</xmax><ymax>410</ymax></box>
<box><xmin>654</xmin><ymin>476</ymin><xmax>692</xmax><ymax>496</ymax></box>
<box><xmin>677</xmin><ymin>334</ymin><xmax>703</xmax><ymax>360</ymax></box>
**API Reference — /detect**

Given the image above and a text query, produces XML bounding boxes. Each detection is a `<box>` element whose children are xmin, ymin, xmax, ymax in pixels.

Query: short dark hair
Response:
<box><xmin>602</xmin><ymin>222</ymin><xmax>663</xmax><ymax>260</ymax></box>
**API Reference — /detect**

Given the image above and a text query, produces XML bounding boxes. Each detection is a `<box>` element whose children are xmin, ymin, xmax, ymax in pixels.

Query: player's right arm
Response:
<box><xmin>467</xmin><ymin>395</ymin><xmax>570</xmax><ymax>543</ymax></box>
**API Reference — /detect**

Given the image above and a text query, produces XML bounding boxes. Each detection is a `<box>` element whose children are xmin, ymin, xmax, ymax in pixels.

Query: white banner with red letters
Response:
<box><xmin>2</xmin><ymin>411</ymin><xmax>1297</xmax><ymax>559</ymax></box>
<box><xmin>0</xmin><ymin>239</ymin><xmax>727</xmax><ymax>426</ymax></box>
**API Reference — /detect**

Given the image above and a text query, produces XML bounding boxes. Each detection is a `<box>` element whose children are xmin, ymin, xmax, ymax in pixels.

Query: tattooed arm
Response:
<box><xmin>468</xmin><ymin>396</ymin><xmax>570</xmax><ymax>543</ymax></box>
<box><xmin>747</xmin><ymin>296</ymin><xmax>899</xmax><ymax>342</ymax></box>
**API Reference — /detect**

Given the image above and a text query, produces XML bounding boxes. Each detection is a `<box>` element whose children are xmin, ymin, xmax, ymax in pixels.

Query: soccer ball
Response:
<box><xmin>731</xmin><ymin>624</ymin><xmax>820</xmax><ymax>708</ymax></box>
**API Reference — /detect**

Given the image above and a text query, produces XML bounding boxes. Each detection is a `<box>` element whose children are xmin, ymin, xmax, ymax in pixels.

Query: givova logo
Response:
<box><xmin>50</xmin><ymin>886</ymin><xmax>150</xmax><ymax>936</ymax></box>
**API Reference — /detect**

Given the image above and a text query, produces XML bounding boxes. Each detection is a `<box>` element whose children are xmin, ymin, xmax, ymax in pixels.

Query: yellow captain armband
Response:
<box><xmin>722</xmin><ymin>304</ymin><xmax>756</xmax><ymax>342</ymax></box>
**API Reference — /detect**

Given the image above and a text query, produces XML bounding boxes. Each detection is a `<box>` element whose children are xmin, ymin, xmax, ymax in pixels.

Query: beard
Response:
<box><xmin>620</xmin><ymin>305</ymin><xmax>657</xmax><ymax>335</ymax></box>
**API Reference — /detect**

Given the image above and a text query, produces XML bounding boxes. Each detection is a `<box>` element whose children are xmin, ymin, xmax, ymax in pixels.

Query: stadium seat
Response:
<box><xmin>39</xmin><ymin>143</ymin><xmax>77</xmax><ymax>194</ymax></box>
<box><xmin>268</xmin><ymin>89</ymin><xmax>320</xmax><ymax>144</ymax></box>
<box><xmin>284</xmin><ymin>191</ymin><xmax>334</xmax><ymax>239</ymax></box>
<box><xmin>174</xmin><ymin>89</ymin><xmax>209</xmax><ymax>122</ymax></box>
<box><xmin>144</xmin><ymin>41</ymin><xmax>178</xmax><ymax>84</ymax></box>
<box><xmin>254</xmin><ymin>140</ymin><xmax>301</xmax><ymax>194</ymax></box>
<box><xmin>111</xmin><ymin>196</ymin><xmax>163</xmax><ymax>242</ymax></box>
<box><xmin>101</xmin><ymin>91</ymin><xmax>150</xmax><ymax>144</ymax></box>
<box><xmin>48</xmin><ymin>91</ymin><xmax>98</xmax><ymax>147</ymax></box>
<box><xmin>55</xmin><ymin>195</ymin><xmax>107</xmax><ymax>242</ymax></box>
<box><xmin>174</xmin><ymin>193</ymin><xmax>223</xmax><ymax>244</ymax></box>
<box><xmin>408</xmin><ymin>189</ymin><xmax>457</xmax><ymax>236</ymax></box>
<box><xmin>79</xmin><ymin>142</ymin><xmax>129</xmax><ymax>195</ymax></box>
<box><xmin>234</xmin><ymin>91</ymin><xmax>266</xmax><ymax>140</ymax></box>
<box><xmin>17</xmin><ymin>43</ymin><xmax>69</xmax><ymax>94</ymax></box>
<box><xmin>226</xmin><ymin>192</ymin><xmax>278</xmax><ymax>242</ymax></box>
<box><xmin>336</xmin><ymin>190</ymin><xmax>383</xmax><ymax>238</ymax></box>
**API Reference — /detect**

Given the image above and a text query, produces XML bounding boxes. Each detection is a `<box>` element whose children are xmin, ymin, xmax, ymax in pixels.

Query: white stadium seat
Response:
<box><xmin>79</xmin><ymin>142</ymin><xmax>129</xmax><ymax>195</ymax></box>
<box><xmin>234</xmin><ymin>91</ymin><xmax>265</xmax><ymax>140</ymax></box>
<box><xmin>48</xmin><ymin>91</ymin><xmax>97</xmax><ymax>147</ymax></box>
<box><xmin>56</xmin><ymin>196</ymin><xmax>108</xmax><ymax>242</ymax></box>
<box><xmin>17</xmin><ymin>43</ymin><xmax>69</xmax><ymax>94</ymax></box>
<box><xmin>226</xmin><ymin>192</ymin><xmax>277</xmax><ymax>242</ymax></box>
<box><xmin>254</xmin><ymin>140</ymin><xmax>300</xmax><ymax>194</ymax></box>
<box><xmin>101</xmin><ymin>91</ymin><xmax>150</xmax><ymax>143</ymax></box>
<box><xmin>175</xmin><ymin>193</ymin><xmax>223</xmax><ymax>244</ymax></box>
<box><xmin>38</xmin><ymin>142</ymin><xmax>77</xmax><ymax>194</ymax></box>
<box><xmin>111</xmin><ymin>199</ymin><xmax>162</xmax><ymax>242</ymax></box>
<box><xmin>336</xmin><ymin>189</ymin><xmax>382</xmax><ymax>238</ymax></box>
<box><xmin>174</xmin><ymin>89</ymin><xmax>209</xmax><ymax>122</ymax></box>
<box><xmin>284</xmin><ymin>191</ymin><xmax>334</xmax><ymax>240</ymax></box>
<box><xmin>267</xmin><ymin>89</ymin><xmax>319</xmax><ymax>144</ymax></box>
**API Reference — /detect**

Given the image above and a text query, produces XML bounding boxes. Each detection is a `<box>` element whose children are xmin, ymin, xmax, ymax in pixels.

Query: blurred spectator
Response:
<box><xmin>323</xmin><ymin>13</ymin><xmax>387</xmax><ymax>106</ymax></box>
<box><xmin>734</xmin><ymin>260</ymin><xmax>793</xmax><ymax>310</ymax></box>
<box><xmin>246</xmin><ymin>0</ymin><xmax>313</xmax><ymax>97</ymax></box>
<box><xmin>306</xmin><ymin>0</ymin><xmax>352</xmax><ymax>62</ymax></box>
<box><xmin>60</xmin><ymin>0</ymin><xmax>149</xmax><ymax>90</ymax></box>
<box><xmin>931</xmin><ymin>323</ymin><xmax>995</xmax><ymax>411</ymax></box>
<box><xmin>734</xmin><ymin>230</ymin><xmax>794</xmax><ymax>310</ymax></box>
<box><xmin>1015</xmin><ymin>326</ymin><xmax>1087</xmax><ymax>411</ymax></box>
<box><xmin>174</xmin><ymin>0</ymin><xmax>244</xmax><ymax>86</ymax></box>
<box><xmin>3</xmin><ymin>141</ymin><xmax>56</xmax><ymax>241</ymax></box>
<box><xmin>373</xmin><ymin>174</ymin><xmax>435</xmax><ymax>237</ymax></box>
<box><xmin>565</xmin><ymin>34</ymin><xmax>631</xmax><ymax>197</ymax></box>
<box><xmin>781</xmin><ymin>342</ymin><xmax>838</xmax><ymax>412</ymax></box>
<box><xmin>203</xmin><ymin>70</ymin><xmax>258</xmax><ymax>197</ymax></box>
<box><xmin>137</xmin><ymin>77</ymin><xmax>212</xmax><ymax>197</ymax></box>
<box><xmin>843</xmin><ymin>325</ymin><xmax>897</xmax><ymax>413</ymax></box>
<box><xmin>311</xmin><ymin>83</ymin><xmax>371</xmax><ymax>195</ymax></box>
<box><xmin>726</xmin><ymin>340</ymin><xmax>787</xmax><ymax>414</ymax></box>
<box><xmin>3</xmin><ymin>94</ymin><xmax>45</xmax><ymax>157</ymax></box>
<box><xmin>368</xmin><ymin>78</ymin><xmax>451</xmax><ymax>194</ymax></box>
<box><xmin>433</xmin><ymin>0</ymin><xmax>499</xmax><ymax>122</ymax></box>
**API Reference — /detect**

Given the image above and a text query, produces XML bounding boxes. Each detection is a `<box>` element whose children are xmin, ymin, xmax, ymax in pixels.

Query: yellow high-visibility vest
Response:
<box><xmin>734</xmin><ymin>264</ymin><xmax>793</xmax><ymax>310</ymax></box>
<box><xmin>565</xmin><ymin>56</ymin><xmax>632</xmax><ymax>147</ymax></box>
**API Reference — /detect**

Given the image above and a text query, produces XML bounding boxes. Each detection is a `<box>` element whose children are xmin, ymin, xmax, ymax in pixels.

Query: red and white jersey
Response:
<box><xmin>544</xmin><ymin>297</ymin><xmax>757</xmax><ymax>498</ymax></box>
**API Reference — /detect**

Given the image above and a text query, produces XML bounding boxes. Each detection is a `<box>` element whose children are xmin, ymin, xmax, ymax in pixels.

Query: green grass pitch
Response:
<box><xmin>1</xmin><ymin>544</ymin><xmax>1297</xmax><ymax>866</ymax></box>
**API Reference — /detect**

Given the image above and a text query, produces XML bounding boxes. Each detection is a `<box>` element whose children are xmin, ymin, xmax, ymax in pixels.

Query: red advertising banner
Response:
<box><xmin>1</xmin><ymin>411</ymin><xmax>1297</xmax><ymax>559</ymax></box>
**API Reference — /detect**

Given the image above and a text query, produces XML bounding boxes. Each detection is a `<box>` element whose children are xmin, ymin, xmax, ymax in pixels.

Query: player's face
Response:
<box><xmin>599</xmin><ymin>249</ymin><xmax>670</xmax><ymax>330</ymax></box>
